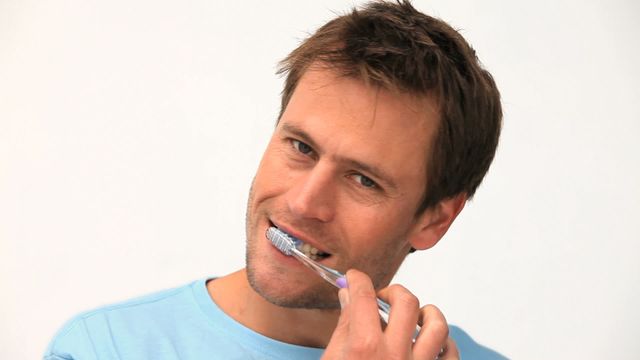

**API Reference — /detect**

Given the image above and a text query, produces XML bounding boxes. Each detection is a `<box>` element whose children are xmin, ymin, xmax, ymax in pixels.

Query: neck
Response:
<box><xmin>207</xmin><ymin>269</ymin><xmax>339</xmax><ymax>348</ymax></box>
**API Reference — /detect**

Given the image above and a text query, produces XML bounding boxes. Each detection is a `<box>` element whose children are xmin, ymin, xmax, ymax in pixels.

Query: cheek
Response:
<box><xmin>252</xmin><ymin>149</ymin><xmax>290</xmax><ymax>200</ymax></box>
<box><xmin>346</xmin><ymin>201</ymin><xmax>412</xmax><ymax>232</ymax></box>
<box><xmin>341</xmin><ymin>208</ymin><xmax>410</xmax><ymax>253</ymax></box>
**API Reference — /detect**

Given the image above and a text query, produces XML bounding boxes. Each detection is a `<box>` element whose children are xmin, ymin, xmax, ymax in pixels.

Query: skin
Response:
<box><xmin>209</xmin><ymin>66</ymin><xmax>466</xmax><ymax>358</ymax></box>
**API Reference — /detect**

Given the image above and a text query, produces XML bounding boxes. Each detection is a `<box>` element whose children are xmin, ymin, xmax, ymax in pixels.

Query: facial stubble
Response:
<box><xmin>244</xmin><ymin>182</ymin><xmax>411</xmax><ymax>311</ymax></box>
<box><xmin>245</xmin><ymin>184</ymin><xmax>342</xmax><ymax>310</ymax></box>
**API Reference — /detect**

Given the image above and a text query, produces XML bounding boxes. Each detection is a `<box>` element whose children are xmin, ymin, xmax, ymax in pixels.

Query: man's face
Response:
<box><xmin>245</xmin><ymin>67</ymin><xmax>438</xmax><ymax>309</ymax></box>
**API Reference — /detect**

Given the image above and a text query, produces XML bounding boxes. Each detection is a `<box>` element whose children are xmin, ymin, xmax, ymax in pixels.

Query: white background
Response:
<box><xmin>2</xmin><ymin>0</ymin><xmax>639</xmax><ymax>359</ymax></box>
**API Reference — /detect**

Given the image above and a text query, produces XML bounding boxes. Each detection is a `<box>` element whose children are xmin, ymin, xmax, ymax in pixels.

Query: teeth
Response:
<box><xmin>296</xmin><ymin>241</ymin><xmax>328</xmax><ymax>259</ymax></box>
<box><xmin>270</xmin><ymin>224</ymin><xmax>330</xmax><ymax>259</ymax></box>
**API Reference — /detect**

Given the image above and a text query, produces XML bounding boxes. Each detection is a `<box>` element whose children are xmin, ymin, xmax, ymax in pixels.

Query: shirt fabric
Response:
<box><xmin>44</xmin><ymin>278</ymin><xmax>508</xmax><ymax>360</ymax></box>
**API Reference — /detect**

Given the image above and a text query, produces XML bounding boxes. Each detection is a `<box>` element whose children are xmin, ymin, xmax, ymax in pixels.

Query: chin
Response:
<box><xmin>246</xmin><ymin>258</ymin><xmax>341</xmax><ymax>310</ymax></box>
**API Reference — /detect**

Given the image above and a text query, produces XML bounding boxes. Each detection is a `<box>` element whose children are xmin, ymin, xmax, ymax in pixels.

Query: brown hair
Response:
<box><xmin>277</xmin><ymin>0</ymin><xmax>502</xmax><ymax>214</ymax></box>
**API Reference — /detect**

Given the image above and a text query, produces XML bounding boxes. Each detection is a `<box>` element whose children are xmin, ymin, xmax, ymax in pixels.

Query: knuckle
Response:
<box><xmin>420</xmin><ymin>304</ymin><xmax>449</xmax><ymax>339</ymax></box>
<box><xmin>424</xmin><ymin>303</ymin><xmax>442</xmax><ymax>313</ymax></box>
<box><xmin>426</xmin><ymin>316</ymin><xmax>449</xmax><ymax>338</ymax></box>
<box><xmin>387</xmin><ymin>284</ymin><xmax>419</xmax><ymax>309</ymax></box>
<box><xmin>396</xmin><ymin>292</ymin><xmax>419</xmax><ymax>309</ymax></box>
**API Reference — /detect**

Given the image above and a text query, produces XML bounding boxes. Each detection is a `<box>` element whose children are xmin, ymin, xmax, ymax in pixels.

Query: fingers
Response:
<box><xmin>437</xmin><ymin>337</ymin><xmax>460</xmax><ymax>359</ymax></box>
<box><xmin>378</xmin><ymin>284</ymin><xmax>420</xmax><ymax>350</ymax></box>
<box><xmin>379</xmin><ymin>286</ymin><xmax>454</xmax><ymax>359</ymax></box>
<box><xmin>412</xmin><ymin>304</ymin><xmax>449</xmax><ymax>359</ymax></box>
<box><xmin>343</xmin><ymin>269</ymin><xmax>383</xmax><ymax>336</ymax></box>
<box><xmin>324</xmin><ymin>270</ymin><xmax>456</xmax><ymax>360</ymax></box>
<box><xmin>321</xmin><ymin>288</ymin><xmax>351</xmax><ymax>359</ymax></box>
<box><xmin>322</xmin><ymin>270</ymin><xmax>383</xmax><ymax>359</ymax></box>
<box><xmin>333</xmin><ymin>288</ymin><xmax>353</xmax><ymax>336</ymax></box>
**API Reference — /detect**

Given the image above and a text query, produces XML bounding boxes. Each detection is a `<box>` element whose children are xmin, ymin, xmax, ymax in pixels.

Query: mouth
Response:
<box><xmin>268</xmin><ymin>220</ymin><xmax>332</xmax><ymax>261</ymax></box>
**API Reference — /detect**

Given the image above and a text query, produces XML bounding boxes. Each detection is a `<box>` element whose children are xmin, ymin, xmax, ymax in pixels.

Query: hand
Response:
<box><xmin>322</xmin><ymin>269</ymin><xmax>459</xmax><ymax>360</ymax></box>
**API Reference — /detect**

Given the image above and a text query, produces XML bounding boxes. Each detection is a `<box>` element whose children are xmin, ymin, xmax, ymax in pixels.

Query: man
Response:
<box><xmin>45</xmin><ymin>1</ymin><xmax>501</xmax><ymax>359</ymax></box>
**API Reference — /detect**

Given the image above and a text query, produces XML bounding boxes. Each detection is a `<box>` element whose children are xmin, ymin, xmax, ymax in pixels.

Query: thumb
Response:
<box><xmin>322</xmin><ymin>288</ymin><xmax>351</xmax><ymax>359</ymax></box>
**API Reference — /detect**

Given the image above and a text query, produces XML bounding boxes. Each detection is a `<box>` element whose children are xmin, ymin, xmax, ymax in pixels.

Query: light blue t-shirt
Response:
<box><xmin>44</xmin><ymin>279</ymin><xmax>508</xmax><ymax>359</ymax></box>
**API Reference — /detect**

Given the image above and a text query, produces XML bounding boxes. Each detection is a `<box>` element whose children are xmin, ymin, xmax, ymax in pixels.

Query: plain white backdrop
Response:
<box><xmin>2</xmin><ymin>0</ymin><xmax>639</xmax><ymax>359</ymax></box>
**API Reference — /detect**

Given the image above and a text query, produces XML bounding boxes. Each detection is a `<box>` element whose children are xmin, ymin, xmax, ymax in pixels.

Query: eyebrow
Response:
<box><xmin>280</xmin><ymin>123</ymin><xmax>398</xmax><ymax>190</ymax></box>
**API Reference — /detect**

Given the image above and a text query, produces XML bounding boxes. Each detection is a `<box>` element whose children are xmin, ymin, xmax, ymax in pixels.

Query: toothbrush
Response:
<box><xmin>266</xmin><ymin>226</ymin><xmax>421</xmax><ymax>341</ymax></box>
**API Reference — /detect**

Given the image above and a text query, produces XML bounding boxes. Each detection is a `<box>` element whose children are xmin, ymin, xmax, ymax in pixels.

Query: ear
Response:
<box><xmin>408</xmin><ymin>193</ymin><xmax>467</xmax><ymax>250</ymax></box>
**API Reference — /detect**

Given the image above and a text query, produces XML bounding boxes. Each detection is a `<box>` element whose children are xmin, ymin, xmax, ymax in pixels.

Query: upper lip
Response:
<box><xmin>269</xmin><ymin>219</ymin><xmax>333</xmax><ymax>255</ymax></box>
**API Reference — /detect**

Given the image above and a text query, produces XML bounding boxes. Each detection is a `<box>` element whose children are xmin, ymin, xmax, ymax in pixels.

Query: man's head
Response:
<box><xmin>278</xmin><ymin>0</ymin><xmax>502</xmax><ymax>214</ymax></box>
<box><xmin>245</xmin><ymin>0</ymin><xmax>501</xmax><ymax>309</ymax></box>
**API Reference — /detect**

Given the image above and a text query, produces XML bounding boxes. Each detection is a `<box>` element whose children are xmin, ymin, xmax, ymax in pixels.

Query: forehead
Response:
<box><xmin>279</xmin><ymin>68</ymin><xmax>439</xmax><ymax>194</ymax></box>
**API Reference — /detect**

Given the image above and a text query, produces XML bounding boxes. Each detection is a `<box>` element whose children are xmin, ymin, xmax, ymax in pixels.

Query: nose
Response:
<box><xmin>286</xmin><ymin>163</ymin><xmax>336</xmax><ymax>223</ymax></box>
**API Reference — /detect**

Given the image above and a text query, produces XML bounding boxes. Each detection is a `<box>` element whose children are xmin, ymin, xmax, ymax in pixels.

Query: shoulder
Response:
<box><xmin>44</xmin><ymin>314</ymin><xmax>94</xmax><ymax>360</ymax></box>
<box><xmin>44</xmin><ymin>280</ymin><xmax>203</xmax><ymax>359</ymax></box>
<box><xmin>449</xmin><ymin>325</ymin><xmax>510</xmax><ymax>360</ymax></box>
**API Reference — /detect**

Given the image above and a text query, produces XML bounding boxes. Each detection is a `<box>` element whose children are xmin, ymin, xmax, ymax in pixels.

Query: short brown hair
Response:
<box><xmin>277</xmin><ymin>0</ymin><xmax>502</xmax><ymax>214</ymax></box>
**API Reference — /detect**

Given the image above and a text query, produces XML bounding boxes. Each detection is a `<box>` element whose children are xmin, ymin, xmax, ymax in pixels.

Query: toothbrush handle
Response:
<box><xmin>290</xmin><ymin>249</ymin><xmax>422</xmax><ymax>340</ymax></box>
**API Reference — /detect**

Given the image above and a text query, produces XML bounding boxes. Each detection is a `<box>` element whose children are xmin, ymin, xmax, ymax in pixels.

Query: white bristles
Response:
<box><xmin>266</xmin><ymin>227</ymin><xmax>295</xmax><ymax>255</ymax></box>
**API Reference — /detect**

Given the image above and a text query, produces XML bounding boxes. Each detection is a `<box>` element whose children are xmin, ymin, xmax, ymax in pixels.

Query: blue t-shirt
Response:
<box><xmin>44</xmin><ymin>279</ymin><xmax>508</xmax><ymax>359</ymax></box>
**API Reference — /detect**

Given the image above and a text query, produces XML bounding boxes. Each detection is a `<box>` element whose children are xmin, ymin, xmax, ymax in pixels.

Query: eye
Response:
<box><xmin>292</xmin><ymin>139</ymin><xmax>314</xmax><ymax>155</ymax></box>
<box><xmin>352</xmin><ymin>174</ymin><xmax>377</xmax><ymax>188</ymax></box>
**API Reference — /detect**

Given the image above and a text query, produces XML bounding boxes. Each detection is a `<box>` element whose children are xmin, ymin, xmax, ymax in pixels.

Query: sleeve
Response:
<box><xmin>43</xmin><ymin>315</ymin><xmax>98</xmax><ymax>360</ymax></box>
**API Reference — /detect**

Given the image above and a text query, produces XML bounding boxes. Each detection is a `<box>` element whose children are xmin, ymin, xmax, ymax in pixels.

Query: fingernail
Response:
<box><xmin>336</xmin><ymin>276</ymin><xmax>348</xmax><ymax>288</ymax></box>
<box><xmin>338</xmin><ymin>288</ymin><xmax>350</xmax><ymax>308</ymax></box>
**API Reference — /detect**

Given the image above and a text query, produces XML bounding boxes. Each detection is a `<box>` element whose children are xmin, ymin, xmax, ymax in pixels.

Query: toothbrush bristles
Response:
<box><xmin>267</xmin><ymin>227</ymin><xmax>295</xmax><ymax>255</ymax></box>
